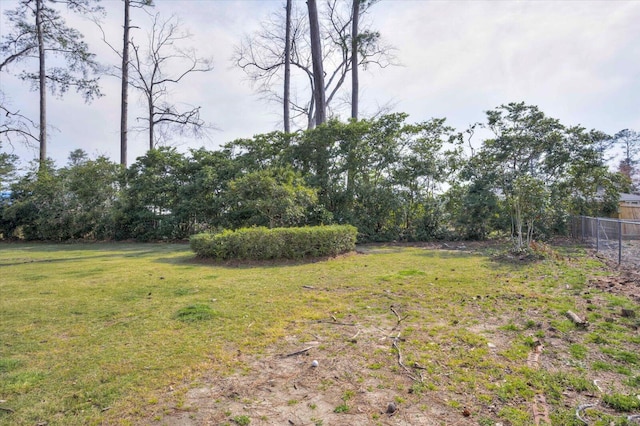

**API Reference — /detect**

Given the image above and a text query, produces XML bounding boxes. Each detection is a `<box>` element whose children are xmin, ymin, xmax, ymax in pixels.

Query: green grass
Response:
<box><xmin>603</xmin><ymin>393</ymin><xmax>640</xmax><ymax>411</ymax></box>
<box><xmin>232</xmin><ymin>414</ymin><xmax>251</xmax><ymax>425</ymax></box>
<box><xmin>174</xmin><ymin>303</ymin><xmax>216</xmax><ymax>322</ymax></box>
<box><xmin>0</xmin><ymin>242</ymin><xmax>638</xmax><ymax>425</ymax></box>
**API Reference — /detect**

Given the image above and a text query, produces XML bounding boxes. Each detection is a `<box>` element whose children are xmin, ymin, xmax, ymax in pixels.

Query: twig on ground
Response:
<box><xmin>349</xmin><ymin>329</ymin><xmax>361</xmax><ymax>342</ymax></box>
<box><xmin>315</xmin><ymin>320</ymin><xmax>357</xmax><ymax>326</ymax></box>
<box><xmin>281</xmin><ymin>346</ymin><xmax>314</xmax><ymax>358</ymax></box>
<box><xmin>390</xmin><ymin>306</ymin><xmax>408</xmax><ymax>330</ymax></box>
<box><xmin>0</xmin><ymin>407</ymin><xmax>15</xmax><ymax>413</ymax></box>
<box><xmin>592</xmin><ymin>379</ymin><xmax>603</xmax><ymax>393</ymax></box>
<box><xmin>392</xmin><ymin>334</ymin><xmax>420</xmax><ymax>382</ymax></box>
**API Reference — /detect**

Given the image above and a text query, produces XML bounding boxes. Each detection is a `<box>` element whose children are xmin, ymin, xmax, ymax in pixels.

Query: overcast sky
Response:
<box><xmin>1</xmin><ymin>0</ymin><xmax>639</xmax><ymax>168</ymax></box>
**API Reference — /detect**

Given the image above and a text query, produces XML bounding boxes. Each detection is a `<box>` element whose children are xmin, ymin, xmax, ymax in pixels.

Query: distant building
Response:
<box><xmin>620</xmin><ymin>193</ymin><xmax>640</xmax><ymax>206</ymax></box>
<box><xmin>618</xmin><ymin>193</ymin><xmax>640</xmax><ymax>220</ymax></box>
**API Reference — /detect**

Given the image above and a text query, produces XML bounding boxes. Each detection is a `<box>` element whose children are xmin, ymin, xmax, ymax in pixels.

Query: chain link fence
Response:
<box><xmin>571</xmin><ymin>216</ymin><xmax>640</xmax><ymax>267</ymax></box>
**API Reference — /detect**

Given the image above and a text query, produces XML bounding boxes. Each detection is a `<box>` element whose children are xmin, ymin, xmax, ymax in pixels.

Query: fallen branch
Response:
<box><xmin>592</xmin><ymin>379</ymin><xmax>603</xmax><ymax>393</ymax></box>
<box><xmin>392</xmin><ymin>335</ymin><xmax>420</xmax><ymax>382</ymax></box>
<box><xmin>315</xmin><ymin>320</ymin><xmax>357</xmax><ymax>326</ymax></box>
<box><xmin>281</xmin><ymin>346</ymin><xmax>314</xmax><ymax>358</ymax></box>
<box><xmin>390</xmin><ymin>306</ymin><xmax>408</xmax><ymax>330</ymax></box>
<box><xmin>566</xmin><ymin>310</ymin><xmax>589</xmax><ymax>328</ymax></box>
<box><xmin>576</xmin><ymin>403</ymin><xmax>596</xmax><ymax>425</ymax></box>
<box><xmin>0</xmin><ymin>407</ymin><xmax>14</xmax><ymax>413</ymax></box>
<box><xmin>380</xmin><ymin>334</ymin><xmax>406</xmax><ymax>341</ymax></box>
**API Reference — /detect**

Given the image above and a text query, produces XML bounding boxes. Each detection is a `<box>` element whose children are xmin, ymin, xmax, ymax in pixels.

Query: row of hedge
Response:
<box><xmin>190</xmin><ymin>225</ymin><xmax>358</xmax><ymax>260</ymax></box>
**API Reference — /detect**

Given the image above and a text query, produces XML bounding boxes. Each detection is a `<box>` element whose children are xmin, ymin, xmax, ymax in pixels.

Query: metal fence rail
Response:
<box><xmin>571</xmin><ymin>216</ymin><xmax>640</xmax><ymax>267</ymax></box>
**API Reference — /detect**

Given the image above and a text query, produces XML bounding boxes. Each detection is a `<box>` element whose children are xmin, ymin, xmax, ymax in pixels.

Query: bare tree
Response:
<box><xmin>234</xmin><ymin>0</ymin><xmax>394</xmax><ymax>130</ymax></box>
<box><xmin>0</xmin><ymin>0</ymin><xmax>102</xmax><ymax>167</ymax></box>
<box><xmin>0</xmin><ymin>94</ymin><xmax>39</xmax><ymax>148</ymax></box>
<box><xmin>128</xmin><ymin>13</ymin><xmax>213</xmax><ymax>150</ymax></box>
<box><xmin>93</xmin><ymin>0</ymin><xmax>153</xmax><ymax>165</ymax></box>
<box><xmin>120</xmin><ymin>0</ymin><xmax>153</xmax><ymax>166</ymax></box>
<box><xmin>234</xmin><ymin>2</ymin><xmax>312</xmax><ymax>128</ymax></box>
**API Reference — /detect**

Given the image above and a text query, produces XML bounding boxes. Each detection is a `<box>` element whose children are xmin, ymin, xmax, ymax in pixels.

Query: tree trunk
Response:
<box><xmin>148</xmin><ymin>96</ymin><xmax>154</xmax><ymax>150</ymax></box>
<box><xmin>120</xmin><ymin>0</ymin><xmax>130</xmax><ymax>166</ymax></box>
<box><xmin>351</xmin><ymin>0</ymin><xmax>359</xmax><ymax>120</ymax></box>
<box><xmin>36</xmin><ymin>0</ymin><xmax>47</xmax><ymax>166</ymax></box>
<box><xmin>283</xmin><ymin>0</ymin><xmax>292</xmax><ymax>133</ymax></box>
<box><xmin>307</xmin><ymin>0</ymin><xmax>325</xmax><ymax>126</ymax></box>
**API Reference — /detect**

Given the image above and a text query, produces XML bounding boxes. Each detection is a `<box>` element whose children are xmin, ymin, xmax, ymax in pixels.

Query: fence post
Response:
<box><xmin>618</xmin><ymin>219</ymin><xmax>622</xmax><ymax>265</ymax></box>
<box><xmin>581</xmin><ymin>216</ymin><xmax>585</xmax><ymax>241</ymax></box>
<box><xmin>596</xmin><ymin>217</ymin><xmax>600</xmax><ymax>253</ymax></box>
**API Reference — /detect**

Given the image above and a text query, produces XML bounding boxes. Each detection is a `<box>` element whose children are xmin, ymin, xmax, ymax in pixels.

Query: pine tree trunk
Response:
<box><xmin>36</xmin><ymin>0</ymin><xmax>47</xmax><ymax>166</ymax></box>
<box><xmin>120</xmin><ymin>0</ymin><xmax>130</xmax><ymax>166</ymax></box>
<box><xmin>351</xmin><ymin>0</ymin><xmax>359</xmax><ymax>120</ymax></box>
<box><xmin>307</xmin><ymin>0</ymin><xmax>325</xmax><ymax>126</ymax></box>
<box><xmin>283</xmin><ymin>0</ymin><xmax>292</xmax><ymax>133</ymax></box>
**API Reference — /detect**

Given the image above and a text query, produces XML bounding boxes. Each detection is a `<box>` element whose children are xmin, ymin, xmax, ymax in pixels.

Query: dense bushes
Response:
<box><xmin>1</xmin><ymin>109</ymin><xmax>630</xmax><ymax>245</ymax></box>
<box><xmin>190</xmin><ymin>225</ymin><xmax>357</xmax><ymax>260</ymax></box>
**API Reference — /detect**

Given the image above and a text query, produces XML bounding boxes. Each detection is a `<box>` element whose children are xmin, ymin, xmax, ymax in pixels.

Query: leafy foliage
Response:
<box><xmin>190</xmin><ymin>225</ymin><xmax>357</xmax><ymax>260</ymax></box>
<box><xmin>1</xmin><ymin>154</ymin><xmax>121</xmax><ymax>240</ymax></box>
<box><xmin>457</xmin><ymin>103</ymin><xmax>629</xmax><ymax>249</ymax></box>
<box><xmin>0</xmin><ymin>0</ymin><xmax>102</xmax><ymax>101</ymax></box>
<box><xmin>225</xmin><ymin>167</ymin><xmax>322</xmax><ymax>229</ymax></box>
<box><xmin>0</xmin><ymin>108</ymin><xmax>632</xmax><ymax>243</ymax></box>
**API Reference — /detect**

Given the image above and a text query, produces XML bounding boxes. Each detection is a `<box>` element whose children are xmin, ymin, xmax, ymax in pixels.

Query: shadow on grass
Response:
<box><xmin>416</xmin><ymin>249</ymin><xmax>478</xmax><ymax>260</ymax></box>
<box><xmin>0</xmin><ymin>242</ymin><xmax>164</xmax><ymax>266</ymax></box>
<box><xmin>158</xmin><ymin>251</ymin><xmax>362</xmax><ymax>269</ymax></box>
<box><xmin>0</xmin><ymin>252</ymin><xmax>161</xmax><ymax>267</ymax></box>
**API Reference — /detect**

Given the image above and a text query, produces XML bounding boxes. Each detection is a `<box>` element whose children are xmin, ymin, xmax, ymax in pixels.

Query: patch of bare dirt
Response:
<box><xmin>588</xmin><ymin>256</ymin><xmax>640</xmax><ymax>304</ymax></box>
<box><xmin>159</xmin><ymin>318</ymin><xmax>476</xmax><ymax>426</ymax></box>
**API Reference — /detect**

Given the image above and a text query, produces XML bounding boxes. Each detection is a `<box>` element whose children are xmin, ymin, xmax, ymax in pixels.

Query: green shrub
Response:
<box><xmin>190</xmin><ymin>225</ymin><xmax>357</xmax><ymax>260</ymax></box>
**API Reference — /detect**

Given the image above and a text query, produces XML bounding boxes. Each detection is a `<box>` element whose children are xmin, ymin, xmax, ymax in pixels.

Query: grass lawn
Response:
<box><xmin>0</xmin><ymin>242</ymin><xmax>639</xmax><ymax>425</ymax></box>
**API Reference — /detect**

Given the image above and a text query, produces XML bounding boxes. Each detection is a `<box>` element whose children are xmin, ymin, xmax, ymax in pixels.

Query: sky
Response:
<box><xmin>1</xmin><ymin>0</ymin><xmax>639</xmax><ymax>169</ymax></box>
